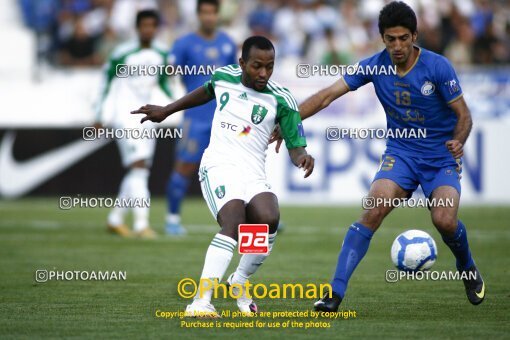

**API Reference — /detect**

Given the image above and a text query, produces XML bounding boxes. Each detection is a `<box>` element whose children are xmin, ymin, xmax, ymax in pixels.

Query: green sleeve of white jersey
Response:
<box><xmin>203</xmin><ymin>78</ymin><xmax>215</xmax><ymax>98</ymax></box>
<box><xmin>203</xmin><ymin>69</ymin><xmax>219</xmax><ymax>97</ymax></box>
<box><xmin>277</xmin><ymin>106</ymin><xmax>307</xmax><ymax>149</ymax></box>
<box><xmin>157</xmin><ymin>49</ymin><xmax>172</xmax><ymax>98</ymax></box>
<box><xmin>158</xmin><ymin>73</ymin><xmax>172</xmax><ymax>98</ymax></box>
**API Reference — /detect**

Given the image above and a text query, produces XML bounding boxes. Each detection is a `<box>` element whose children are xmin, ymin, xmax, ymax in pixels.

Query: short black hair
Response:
<box><xmin>136</xmin><ymin>9</ymin><xmax>160</xmax><ymax>27</ymax></box>
<box><xmin>378</xmin><ymin>1</ymin><xmax>417</xmax><ymax>36</ymax></box>
<box><xmin>197</xmin><ymin>0</ymin><xmax>219</xmax><ymax>13</ymax></box>
<box><xmin>241</xmin><ymin>36</ymin><xmax>275</xmax><ymax>61</ymax></box>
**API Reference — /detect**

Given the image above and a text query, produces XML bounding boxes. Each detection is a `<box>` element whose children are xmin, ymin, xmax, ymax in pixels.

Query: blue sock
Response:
<box><xmin>331</xmin><ymin>222</ymin><xmax>374</xmax><ymax>298</ymax></box>
<box><xmin>166</xmin><ymin>172</ymin><xmax>190</xmax><ymax>215</ymax></box>
<box><xmin>441</xmin><ymin>220</ymin><xmax>474</xmax><ymax>271</ymax></box>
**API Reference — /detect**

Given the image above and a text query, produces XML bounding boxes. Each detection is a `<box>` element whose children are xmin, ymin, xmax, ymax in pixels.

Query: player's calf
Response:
<box><xmin>190</xmin><ymin>201</ymin><xmax>244</xmax><ymax>306</ymax></box>
<box><xmin>437</xmin><ymin>218</ymin><xmax>483</xmax><ymax>304</ymax></box>
<box><xmin>225</xmin><ymin>194</ymin><xmax>279</xmax><ymax>313</ymax></box>
<box><xmin>227</xmin><ymin>232</ymin><xmax>276</xmax><ymax>313</ymax></box>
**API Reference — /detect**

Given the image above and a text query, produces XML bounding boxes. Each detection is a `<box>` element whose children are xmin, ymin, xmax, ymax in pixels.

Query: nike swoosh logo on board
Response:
<box><xmin>0</xmin><ymin>132</ymin><xmax>110</xmax><ymax>198</ymax></box>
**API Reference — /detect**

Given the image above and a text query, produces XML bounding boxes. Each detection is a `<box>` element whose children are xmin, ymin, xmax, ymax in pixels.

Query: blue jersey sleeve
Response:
<box><xmin>168</xmin><ymin>37</ymin><xmax>187</xmax><ymax>66</ymax></box>
<box><xmin>434</xmin><ymin>56</ymin><xmax>463</xmax><ymax>104</ymax></box>
<box><xmin>342</xmin><ymin>57</ymin><xmax>373</xmax><ymax>91</ymax></box>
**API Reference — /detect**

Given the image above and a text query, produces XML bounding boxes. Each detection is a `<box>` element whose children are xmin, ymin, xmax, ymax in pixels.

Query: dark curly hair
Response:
<box><xmin>378</xmin><ymin>1</ymin><xmax>417</xmax><ymax>36</ymax></box>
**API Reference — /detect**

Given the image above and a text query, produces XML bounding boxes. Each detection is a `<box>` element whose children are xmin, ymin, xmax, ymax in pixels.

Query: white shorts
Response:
<box><xmin>111</xmin><ymin>112</ymin><xmax>157</xmax><ymax>168</ymax></box>
<box><xmin>115</xmin><ymin>135</ymin><xmax>156</xmax><ymax>168</ymax></box>
<box><xmin>198</xmin><ymin>164</ymin><xmax>274</xmax><ymax>219</ymax></box>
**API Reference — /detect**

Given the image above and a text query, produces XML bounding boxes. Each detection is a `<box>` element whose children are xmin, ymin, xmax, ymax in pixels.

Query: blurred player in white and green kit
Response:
<box><xmin>95</xmin><ymin>10</ymin><xmax>171</xmax><ymax>238</ymax></box>
<box><xmin>132</xmin><ymin>36</ymin><xmax>315</xmax><ymax>316</ymax></box>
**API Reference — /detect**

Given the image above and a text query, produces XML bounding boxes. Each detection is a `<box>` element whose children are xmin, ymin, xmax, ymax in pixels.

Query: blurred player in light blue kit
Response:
<box><xmin>273</xmin><ymin>1</ymin><xmax>485</xmax><ymax>310</ymax></box>
<box><xmin>165</xmin><ymin>0</ymin><xmax>236</xmax><ymax>235</ymax></box>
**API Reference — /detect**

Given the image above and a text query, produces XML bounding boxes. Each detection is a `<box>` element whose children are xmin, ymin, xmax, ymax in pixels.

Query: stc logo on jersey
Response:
<box><xmin>220</xmin><ymin>121</ymin><xmax>237</xmax><ymax>131</ymax></box>
<box><xmin>238</xmin><ymin>224</ymin><xmax>269</xmax><ymax>254</ymax></box>
<box><xmin>220</xmin><ymin>122</ymin><xmax>252</xmax><ymax>137</ymax></box>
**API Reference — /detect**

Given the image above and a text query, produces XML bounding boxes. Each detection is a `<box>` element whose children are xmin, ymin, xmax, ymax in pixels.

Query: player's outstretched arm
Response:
<box><xmin>299</xmin><ymin>79</ymin><xmax>349</xmax><ymax>120</ymax></box>
<box><xmin>446</xmin><ymin>97</ymin><xmax>473</xmax><ymax>159</ymax></box>
<box><xmin>288</xmin><ymin>147</ymin><xmax>314</xmax><ymax>178</ymax></box>
<box><xmin>131</xmin><ymin>86</ymin><xmax>214</xmax><ymax>124</ymax></box>
<box><xmin>269</xmin><ymin>80</ymin><xmax>349</xmax><ymax>152</ymax></box>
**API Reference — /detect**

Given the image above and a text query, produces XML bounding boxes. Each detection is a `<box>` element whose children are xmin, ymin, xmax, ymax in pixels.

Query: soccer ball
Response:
<box><xmin>391</xmin><ymin>230</ymin><xmax>438</xmax><ymax>272</ymax></box>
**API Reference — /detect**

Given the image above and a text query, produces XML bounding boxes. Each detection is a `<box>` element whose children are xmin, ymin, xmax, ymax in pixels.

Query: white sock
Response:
<box><xmin>166</xmin><ymin>214</ymin><xmax>180</xmax><ymax>225</ymax></box>
<box><xmin>195</xmin><ymin>233</ymin><xmax>237</xmax><ymax>303</ymax></box>
<box><xmin>107</xmin><ymin>171</ymin><xmax>131</xmax><ymax>226</ymax></box>
<box><xmin>231</xmin><ymin>232</ymin><xmax>277</xmax><ymax>286</ymax></box>
<box><xmin>130</xmin><ymin>168</ymin><xmax>150</xmax><ymax>232</ymax></box>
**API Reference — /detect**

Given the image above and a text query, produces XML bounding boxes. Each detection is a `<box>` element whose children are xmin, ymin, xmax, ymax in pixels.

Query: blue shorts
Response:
<box><xmin>176</xmin><ymin>118</ymin><xmax>211</xmax><ymax>163</ymax></box>
<box><xmin>373</xmin><ymin>152</ymin><xmax>462</xmax><ymax>198</ymax></box>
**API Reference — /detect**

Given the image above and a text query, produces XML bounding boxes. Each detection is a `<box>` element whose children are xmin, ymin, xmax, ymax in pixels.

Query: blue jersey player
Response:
<box><xmin>165</xmin><ymin>0</ymin><xmax>236</xmax><ymax>234</ymax></box>
<box><xmin>281</xmin><ymin>1</ymin><xmax>484</xmax><ymax>310</ymax></box>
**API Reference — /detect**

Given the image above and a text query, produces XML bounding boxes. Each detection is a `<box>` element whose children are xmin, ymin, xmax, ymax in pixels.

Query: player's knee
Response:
<box><xmin>263</xmin><ymin>215</ymin><xmax>280</xmax><ymax>234</ymax></box>
<box><xmin>359</xmin><ymin>207</ymin><xmax>387</xmax><ymax>230</ymax></box>
<box><xmin>268</xmin><ymin>219</ymin><xmax>279</xmax><ymax>234</ymax></box>
<box><xmin>256</xmin><ymin>210</ymin><xmax>280</xmax><ymax>233</ymax></box>
<box><xmin>431</xmin><ymin>210</ymin><xmax>457</xmax><ymax>234</ymax></box>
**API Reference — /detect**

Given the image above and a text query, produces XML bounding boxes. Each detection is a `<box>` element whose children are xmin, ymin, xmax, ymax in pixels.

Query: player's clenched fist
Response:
<box><xmin>131</xmin><ymin>104</ymin><xmax>169</xmax><ymax>123</ymax></box>
<box><xmin>445</xmin><ymin>140</ymin><xmax>463</xmax><ymax>159</ymax></box>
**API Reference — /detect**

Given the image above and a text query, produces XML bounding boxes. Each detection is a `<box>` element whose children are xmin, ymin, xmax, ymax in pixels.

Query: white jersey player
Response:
<box><xmin>95</xmin><ymin>10</ymin><xmax>171</xmax><ymax>238</ymax></box>
<box><xmin>198</xmin><ymin>63</ymin><xmax>304</xmax><ymax>217</ymax></box>
<box><xmin>132</xmin><ymin>36</ymin><xmax>314</xmax><ymax>316</ymax></box>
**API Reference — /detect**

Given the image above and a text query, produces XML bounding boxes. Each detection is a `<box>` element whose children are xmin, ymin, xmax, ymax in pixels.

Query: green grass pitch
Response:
<box><xmin>0</xmin><ymin>198</ymin><xmax>508</xmax><ymax>339</ymax></box>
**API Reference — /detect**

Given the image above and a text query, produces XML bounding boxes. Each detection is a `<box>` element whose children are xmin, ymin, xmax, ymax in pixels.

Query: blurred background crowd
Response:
<box><xmin>19</xmin><ymin>0</ymin><xmax>510</xmax><ymax>69</ymax></box>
